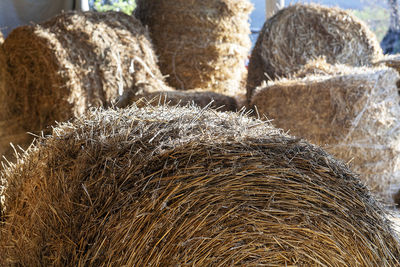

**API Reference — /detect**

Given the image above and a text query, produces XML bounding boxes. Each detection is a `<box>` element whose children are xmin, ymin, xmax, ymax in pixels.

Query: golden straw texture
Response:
<box><xmin>0</xmin><ymin>11</ymin><xmax>168</xmax><ymax>160</ymax></box>
<box><xmin>247</xmin><ymin>4</ymin><xmax>383</xmax><ymax>102</ymax></box>
<box><xmin>1</xmin><ymin>105</ymin><xmax>400</xmax><ymax>266</ymax></box>
<box><xmin>251</xmin><ymin>63</ymin><xmax>400</xmax><ymax>204</ymax></box>
<box><xmin>135</xmin><ymin>0</ymin><xmax>253</xmax><ymax>96</ymax></box>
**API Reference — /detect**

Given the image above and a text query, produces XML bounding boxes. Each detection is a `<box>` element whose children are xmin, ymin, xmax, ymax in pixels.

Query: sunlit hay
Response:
<box><xmin>251</xmin><ymin>64</ymin><xmax>400</xmax><ymax>203</ymax></box>
<box><xmin>135</xmin><ymin>0</ymin><xmax>253</xmax><ymax>97</ymax></box>
<box><xmin>1</xmin><ymin>105</ymin><xmax>400</xmax><ymax>266</ymax></box>
<box><xmin>246</xmin><ymin>3</ymin><xmax>383</xmax><ymax>102</ymax></box>
<box><xmin>1</xmin><ymin>11</ymin><xmax>168</xmax><ymax>158</ymax></box>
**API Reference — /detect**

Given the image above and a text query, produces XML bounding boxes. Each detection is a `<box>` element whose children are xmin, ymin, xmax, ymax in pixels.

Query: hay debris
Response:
<box><xmin>251</xmin><ymin>64</ymin><xmax>400</xmax><ymax>204</ymax></box>
<box><xmin>1</xmin><ymin>105</ymin><xmax>400</xmax><ymax>265</ymax></box>
<box><xmin>247</xmin><ymin>4</ymin><xmax>383</xmax><ymax>102</ymax></box>
<box><xmin>135</xmin><ymin>0</ymin><xmax>253</xmax><ymax>96</ymax></box>
<box><xmin>1</xmin><ymin>11</ymin><xmax>168</xmax><ymax>158</ymax></box>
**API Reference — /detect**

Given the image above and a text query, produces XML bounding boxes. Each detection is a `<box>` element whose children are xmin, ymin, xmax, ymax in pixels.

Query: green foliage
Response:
<box><xmin>93</xmin><ymin>0</ymin><xmax>136</xmax><ymax>15</ymax></box>
<box><xmin>352</xmin><ymin>6</ymin><xmax>390</xmax><ymax>42</ymax></box>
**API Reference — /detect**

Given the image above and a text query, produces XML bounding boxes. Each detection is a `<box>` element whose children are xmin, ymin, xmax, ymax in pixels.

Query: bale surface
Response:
<box><xmin>135</xmin><ymin>0</ymin><xmax>252</xmax><ymax>96</ymax></box>
<box><xmin>251</xmin><ymin>64</ymin><xmax>400</xmax><ymax>203</ymax></box>
<box><xmin>1</xmin><ymin>105</ymin><xmax>400</xmax><ymax>266</ymax></box>
<box><xmin>0</xmin><ymin>47</ymin><xmax>33</xmax><ymax>161</ymax></box>
<box><xmin>374</xmin><ymin>54</ymin><xmax>400</xmax><ymax>88</ymax></box>
<box><xmin>246</xmin><ymin>4</ymin><xmax>383</xmax><ymax>102</ymax></box>
<box><xmin>127</xmin><ymin>90</ymin><xmax>238</xmax><ymax>112</ymax></box>
<box><xmin>1</xmin><ymin>11</ymin><xmax>168</xmax><ymax>158</ymax></box>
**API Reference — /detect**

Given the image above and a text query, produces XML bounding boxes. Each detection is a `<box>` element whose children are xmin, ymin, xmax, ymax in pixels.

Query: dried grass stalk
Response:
<box><xmin>1</xmin><ymin>105</ymin><xmax>400</xmax><ymax>265</ymax></box>
<box><xmin>135</xmin><ymin>0</ymin><xmax>253</xmax><ymax>96</ymax></box>
<box><xmin>1</xmin><ymin>11</ymin><xmax>168</xmax><ymax>159</ymax></box>
<box><xmin>251</xmin><ymin>63</ymin><xmax>400</xmax><ymax>203</ymax></box>
<box><xmin>247</xmin><ymin>4</ymin><xmax>383</xmax><ymax>102</ymax></box>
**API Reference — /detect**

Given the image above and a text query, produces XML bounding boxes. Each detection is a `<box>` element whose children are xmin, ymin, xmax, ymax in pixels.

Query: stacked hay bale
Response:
<box><xmin>0</xmin><ymin>11</ymin><xmax>172</xmax><ymax>159</ymax></box>
<box><xmin>135</xmin><ymin>0</ymin><xmax>253</xmax><ymax>97</ymax></box>
<box><xmin>251</xmin><ymin>62</ymin><xmax>400</xmax><ymax>203</ymax></box>
<box><xmin>247</xmin><ymin>4</ymin><xmax>383</xmax><ymax>102</ymax></box>
<box><xmin>1</xmin><ymin>105</ymin><xmax>400</xmax><ymax>265</ymax></box>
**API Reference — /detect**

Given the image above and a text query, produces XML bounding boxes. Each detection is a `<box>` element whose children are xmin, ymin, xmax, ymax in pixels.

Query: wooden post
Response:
<box><xmin>265</xmin><ymin>0</ymin><xmax>284</xmax><ymax>20</ymax></box>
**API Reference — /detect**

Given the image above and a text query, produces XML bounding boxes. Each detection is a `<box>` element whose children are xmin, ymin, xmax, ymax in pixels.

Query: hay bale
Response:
<box><xmin>0</xmin><ymin>47</ymin><xmax>32</xmax><ymax>161</ymax></box>
<box><xmin>251</xmin><ymin>64</ymin><xmax>400</xmax><ymax>203</ymax></box>
<box><xmin>0</xmin><ymin>11</ymin><xmax>168</xmax><ymax>158</ymax></box>
<box><xmin>135</xmin><ymin>0</ymin><xmax>253</xmax><ymax>96</ymax></box>
<box><xmin>1</xmin><ymin>105</ymin><xmax>400</xmax><ymax>266</ymax></box>
<box><xmin>246</xmin><ymin>4</ymin><xmax>383</xmax><ymax>102</ymax></box>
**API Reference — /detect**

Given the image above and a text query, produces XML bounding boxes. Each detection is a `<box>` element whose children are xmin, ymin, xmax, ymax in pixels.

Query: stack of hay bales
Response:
<box><xmin>251</xmin><ymin>61</ymin><xmax>400</xmax><ymax>203</ymax></box>
<box><xmin>1</xmin><ymin>105</ymin><xmax>400</xmax><ymax>265</ymax></box>
<box><xmin>247</xmin><ymin>4</ymin><xmax>383</xmax><ymax>102</ymax></box>
<box><xmin>135</xmin><ymin>0</ymin><xmax>253</xmax><ymax>97</ymax></box>
<box><xmin>0</xmin><ymin>11</ymin><xmax>238</xmax><ymax>160</ymax></box>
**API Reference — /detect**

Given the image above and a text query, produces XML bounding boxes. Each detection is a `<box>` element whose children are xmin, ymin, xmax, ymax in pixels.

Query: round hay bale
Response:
<box><xmin>0</xmin><ymin>47</ymin><xmax>32</xmax><ymax>161</ymax></box>
<box><xmin>246</xmin><ymin>4</ymin><xmax>383</xmax><ymax>102</ymax></box>
<box><xmin>135</xmin><ymin>0</ymin><xmax>253</xmax><ymax>96</ymax></box>
<box><xmin>1</xmin><ymin>105</ymin><xmax>400</xmax><ymax>265</ymax></box>
<box><xmin>251</xmin><ymin>64</ymin><xmax>400</xmax><ymax>204</ymax></box>
<box><xmin>1</xmin><ymin>11</ymin><xmax>168</xmax><ymax>157</ymax></box>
